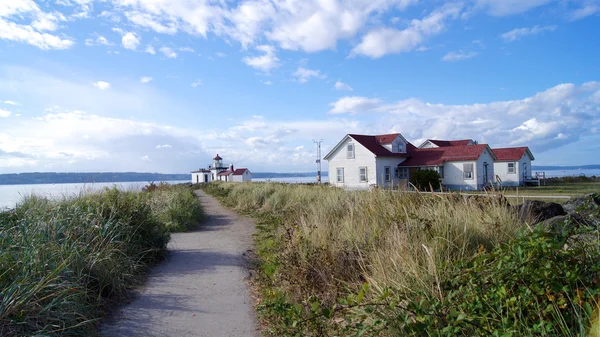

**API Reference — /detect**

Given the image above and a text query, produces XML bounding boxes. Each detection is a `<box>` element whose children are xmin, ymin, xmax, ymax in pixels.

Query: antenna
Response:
<box><xmin>312</xmin><ymin>139</ymin><xmax>323</xmax><ymax>183</ymax></box>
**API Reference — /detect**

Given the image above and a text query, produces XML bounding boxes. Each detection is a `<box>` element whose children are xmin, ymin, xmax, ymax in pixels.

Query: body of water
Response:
<box><xmin>0</xmin><ymin>170</ymin><xmax>596</xmax><ymax>210</ymax></box>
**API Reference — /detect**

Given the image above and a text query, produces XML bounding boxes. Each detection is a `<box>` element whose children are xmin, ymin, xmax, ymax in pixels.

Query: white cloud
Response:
<box><xmin>179</xmin><ymin>46</ymin><xmax>194</xmax><ymax>52</ymax></box>
<box><xmin>215</xmin><ymin>52</ymin><xmax>227</xmax><ymax>57</ymax></box>
<box><xmin>0</xmin><ymin>108</ymin><xmax>11</xmax><ymax>117</ymax></box>
<box><xmin>140</xmin><ymin>76</ymin><xmax>152</xmax><ymax>83</ymax></box>
<box><xmin>156</xmin><ymin>144</ymin><xmax>172</xmax><ymax>149</ymax></box>
<box><xmin>263</xmin><ymin>80</ymin><xmax>272</xmax><ymax>86</ymax></box>
<box><xmin>0</xmin><ymin>18</ymin><xmax>74</xmax><ymax>50</ymax></box>
<box><xmin>145</xmin><ymin>45</ymin><xmax>156</xmax><ymax>55</ymax></box>
<box><xmin>334</xmin><ymin>81</ymin><xmax>353</xmax><ymax>91</ymax></box>
<box><xmin>124</xmin><ymin>10</ymin><xmax>178</xmax><ymax>34</ymax></box>
<box><xmin>328</xmin><ymin>82</ymin><xmax>600</xmax><ymax>151</ymax></box>
<box><xmin>1</xmin><ymin>100</ymin><xmax>20</xmax><ymax>105</ymax></box>
<box><xmin>85</xmin><ymin>35</ymin><xmax>111</xmax><ymax>46</ymax></box>
<box><xmin>501</xmin><ymin>25</ymin><xmax>557</xmax><ymax>42</ymax></box>
<box><xmin>121</xmin><ymin>32</ymin><xmax>140</xmax><ymax>50</ymax></box>
<box><xmin>329</xmin><ymin>96</ymin><xmax>383</xmax><ymax>114</ymax></box>
<box><xmin>292</xmin><ymin>67</ymin><xmax>326</xmax><ymax>83</ymax></box>
<box><xmin>140</xmin><ymin>155</ymin><xmax>150</xmax><ymax>161</ymax></box>
<box><xmin>159</xmin><ymin>46</ymin><xmax>177</xmax><ymax>58</ymax></box>
<box><xmin>569</xmin><ymin>4</ymin><xmax>600</xmax><ymax>20</ymax></box>
<box><xmin>475</xmin><ymin>0</ymin><xmax>554</xmax><ymax>16</ymax></box>
<box><xmin>191</xmin><ymin>80</ymin><xmax>202</xmax><ymax>87</ymax></box>
<box><xmin>242</xmin><ymin>45</ymin><xmax>280</xmax><ymax>72</ymax></box>
<box><xmin>92</xmin><ymin>81</ymin><xmax>111</xmax><ymax>90</ymax></box>
<box><xmin>352</xmin><ymin>3</ymin><xmax>462</xmax><ymax>58</ymax></box>
<box><xmin>441</xmin><ymin>50</ymin><xmax>478</xmax><ymax>62</ymax></box>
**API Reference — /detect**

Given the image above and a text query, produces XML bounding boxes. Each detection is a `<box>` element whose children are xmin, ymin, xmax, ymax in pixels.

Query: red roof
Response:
<box><xmin>348</xmin><ymin>134</ymin><xmax>413</xmax><ymax>157</ymax></box>
<box><xmin>213</xmin><ymin>154</ymin><xmax>222</xmax><ymax>160</ymax></box>
<box><xmin>492</xmin><ymin>147</ymin><xmax>529</xmax><ymax>161</ymax></box>
<box><xmin>217</xmin><ymin>169</ymin><xmax>233</xmax><ymax>176</ymax></box>
<box><xmin>375</xmin><ymin>133</ymin><xmax>400</xmax><ymax>144</ymax></box>
<box><xmin>232</xmin><ymin>168</ymin><xmax>249</xmax><ymax>175</ymax></box>
<box><xmin>400</xmin><ymin>144</ymin><xmax>490</xmax><ymax>167</ymax></box>
<box><xmin>428</xmin><ymin>139</ymin><xmax>473</xmax><ymax>147</ymax></box>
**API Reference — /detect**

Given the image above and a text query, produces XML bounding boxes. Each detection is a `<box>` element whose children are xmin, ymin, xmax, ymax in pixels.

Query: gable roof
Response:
<box><xmin>323</xmin><ymin>133</ymin><xmax>412</xmax><ymax>159</ymax></box>
<box><xmin>492</xmin><ymin>147</ymin><xmax>535</xmax><ymax>161</ymax></box>
<box><xmin>419</xmin><ymin>139</ymin><xmax>474</xmax><ymax>148</ymax></box>
<box><xmin>232</xmin><ymin>168</ymin><xmax>249</xmax><ymax>175</ymax></box>
<box><xmin>400</xmin><ymin>144</ymin><xmax>495</xmax><ymax>167</ymax></box>
<box><xmin>217</xmin><ymin>169</ymin><xmax>233</xmax><ymax>176</ymax></box>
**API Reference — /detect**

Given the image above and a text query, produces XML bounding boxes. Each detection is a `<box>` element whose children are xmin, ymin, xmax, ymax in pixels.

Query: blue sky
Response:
<box><xmin>1</xmin><ymin>0</ymin><xmax>599</xmax><ymax>173</ymax></box>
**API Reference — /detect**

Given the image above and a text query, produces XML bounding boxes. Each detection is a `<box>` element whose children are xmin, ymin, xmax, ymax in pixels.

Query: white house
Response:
<box><xmin>191</xmin><ymin>169</ymin><xmax>212</xmax><ymax>184</ymax></box>
<box><xmin>323</xmin><ymin>133</ymin><xmax>412</xmax><ymax>189</ymax></box>
<box><xmin>399</xmin><ymin>143</ymin><xmax>497</xmax><ymax>190</ymax></box>
<box><xmin>324</xmin><ymin>134</ymin><xmax>500</xmax><ymax>190</ymax></box>
<box><xmin>492</xmin><ymin>147</ymin><xmax>535</xmax><ymax>187</ymax></box>
<box><xmin>191</xmin><ymin>154</ymin><xmax>252</xmax><ymax>183</ymax></box>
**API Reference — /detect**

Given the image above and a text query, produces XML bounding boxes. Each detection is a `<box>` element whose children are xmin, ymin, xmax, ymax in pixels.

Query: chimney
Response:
<box><xmin>230</xmin><ymin>163</ymin><xmax>234</xmax><ymax>171</ymax></box>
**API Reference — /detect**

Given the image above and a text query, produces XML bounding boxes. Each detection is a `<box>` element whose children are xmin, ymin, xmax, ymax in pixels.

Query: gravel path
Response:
<box><xmin>101</xmin><ymin>190</ymin><xmax>258</xmax><ymax>337</ymax></box>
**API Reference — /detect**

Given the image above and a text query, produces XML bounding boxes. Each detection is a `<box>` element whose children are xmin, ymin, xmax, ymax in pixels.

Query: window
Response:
<box><xmin>384</xmin><ymin>167</ymin><xmax>391</xmax><ymax>182</ymax></box>
<box><xmin>359</xmin><ymin>167</ymin><xmax>368</xmax><ymax>182</ymax></box>
<box><xmin>508</xmin><ymin>162</ymin><xmax>516</xmax><ymax>174</ymax></box>
<box><xmin>438</xmin><ymin>166</ymin><xmax>444</xmax><ymax>179</ymax></box>
<box><xmin>346</xmin><ymin>144</ymin><xmax>355</xmax><ymax>159</ymax></box>
<box><xmin>397</xmin><ymin>143</ymin><xmax>404</xmax><ymax>153</ymax></box>
<box><xmin>463</xmin><ymin>163</ymin><xmax>474</xmax><ymax>180</ymax></box>
<box><xmin>398</xmin><ymin>168</ymin><xmax>409</xmax><ymax>179</ymax></box>
<box><xmin>336</xmin><ymin>168</ymin><xmax>344</xmax><ymax>183</ymax></box>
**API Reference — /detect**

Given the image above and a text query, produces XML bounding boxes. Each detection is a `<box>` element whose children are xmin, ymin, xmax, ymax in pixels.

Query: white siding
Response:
<box><xmin>327</xmin><ymin>137</ymin><xmax>377</xmax><ymax>189</ymax></box>
<box><xmin>420</xmin><ymin>140</ymin><xmax>438</xmax><ymax>149</ymax></box>
<box><xmin>477</xmin><ymin>149</ymin><xmax>495</xmax><ymax>188</ymax></box>
<box><xmin>232</xmin><ymin>170</ymin><xmax>252</xmax><ymax>182</ymax></box>
<box><xmin>375</xmin><ymin>157</ymin><xmax>407</xmax><ymax>188</ymax></box>
<box><xmin>494</xmin><ymin>154</ymin><xmax>532</xmax><ymax>187</ymax></box>
<box><xmin>441</xmin><ymin>161</ymin><xmax>479</xmax><ymax>190</ymax></box>
<box><xmin>191</xmin><ymin>172</ymin><xmax>211</xmax><ymax>183</ymax></box>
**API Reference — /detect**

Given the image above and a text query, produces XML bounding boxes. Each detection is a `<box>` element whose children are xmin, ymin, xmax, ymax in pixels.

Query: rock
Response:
<box><xmin>541</xmin><ymin>215</ymin><xmax>568</xmax><ymax>232</ymax></box>
<box><xmin>514</xmin><ymin>200</ymin><xmax>566</xmax><ymax>224</ymax></box>
<box><xmin>563</xmin><ymin>193</ymin><xmax>600</xmax><ymax>226</ymax></box>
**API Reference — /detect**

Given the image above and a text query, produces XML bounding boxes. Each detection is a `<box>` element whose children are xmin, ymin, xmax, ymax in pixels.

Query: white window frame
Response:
<box><xmin>336</xmin><ymin>167</ymin><xmax>344</xmax><ymax>183</ymax></box>
<box><xmin>346</xmin><ymin>143</ymin><xmax>355</xmax><ymax>159</ymax></box>
<box><xmin>359</xmin><ymin>167</ymin><xmax>368</xmax><ymax>182</ymax></box>
<box><xmin>384</xmin><ymin>166</ymin><xmax>391</xmax><ymax>182</ymax></box>
<box><xmin>508</xmin><ymin>162</ymin><xmax>516</xmax><ymax>174</ymax></box>
<box><xmin>438</xmin><ymin>166</ymin><xmax>444</xmax><ymax>179</ymax></box>
<box><xmin>463</xmin><ymin>163</ymin><xmax>474</xmax><ymax>180</ymax></box>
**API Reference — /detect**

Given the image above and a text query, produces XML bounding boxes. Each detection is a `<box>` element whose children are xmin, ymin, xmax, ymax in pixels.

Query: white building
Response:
<box><xmin>191</xmin><ymin>154</ymin><xmax>252</xmax><ymax>183</ymax></box>
<box><xmin>492</xmin><ymin>147</ymin><xmax>535</xmax><ymax>187</ymax></box>
<box><xmin>324</xmin><ymin>133</ymin><xmax>532</xmax><ymax>191</ymax></box>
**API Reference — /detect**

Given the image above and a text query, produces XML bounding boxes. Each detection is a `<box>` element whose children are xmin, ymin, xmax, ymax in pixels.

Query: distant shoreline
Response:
<box><xmin>0</xmin><ymin>167</ymin><xmax>598</xmax><ymax>185</ymax></box>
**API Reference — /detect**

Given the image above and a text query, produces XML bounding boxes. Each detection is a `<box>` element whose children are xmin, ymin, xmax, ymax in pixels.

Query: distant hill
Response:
<box><xmin>0</xmin><ymin>171</ymin><xmax>329</xmax><ymax>185</ymax></box>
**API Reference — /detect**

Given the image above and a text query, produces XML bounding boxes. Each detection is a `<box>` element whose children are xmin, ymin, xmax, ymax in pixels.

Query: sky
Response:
<box><xmin>1</xmin><ymin>0</ymin><xmax>599</xmax><ymax>174</ymax></box>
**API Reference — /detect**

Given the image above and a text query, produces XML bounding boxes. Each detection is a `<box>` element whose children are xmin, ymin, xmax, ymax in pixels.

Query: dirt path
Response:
<box><xmin>101</xmin><ymin>190</ymin><xmax>258</xmax><ymax>337</ymax></box>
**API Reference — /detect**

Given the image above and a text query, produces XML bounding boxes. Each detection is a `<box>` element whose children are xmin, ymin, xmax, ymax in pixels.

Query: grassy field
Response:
<box><xmin>203</xmin><ymin>181</ymin><xmax>599</xmax><ymax>336</ymax></box>
<box><xmin>0</xmin><ymin>183</ymin><xmax>203</xmax><ymax>336</ymax></box>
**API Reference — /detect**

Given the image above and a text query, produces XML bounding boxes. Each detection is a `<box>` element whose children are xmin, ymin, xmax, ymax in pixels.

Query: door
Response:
<box><xmin>204</xmin><ymin>174</ymin><xmax>209</xmax><ymax>183</ymax></box>
<box><xmin>523</xmin><ymin>162</ymin><xmax>527</xmax><ymax>181</ymax></box>
<box><xmin>483</xmin><ymin>163</ymin><xmax>489</xmax><ymax>185</ymax></box>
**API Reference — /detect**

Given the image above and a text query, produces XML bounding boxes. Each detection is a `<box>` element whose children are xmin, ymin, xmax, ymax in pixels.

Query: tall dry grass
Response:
<box><xmin>204</xmin><ymin>182</ymin><xmax>521</xmax><ymax>303</ymax></box>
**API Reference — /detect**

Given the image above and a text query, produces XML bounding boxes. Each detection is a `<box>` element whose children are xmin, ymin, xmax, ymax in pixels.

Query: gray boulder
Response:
<box><xmin>514</xmin><ymin>200</ymin><xmax>566</xmax><ymax>224</ymax></box>
<box><xmin>562</xmin><ymin>193</ymin><xmax>600</xmax><ymax>226</ymax></box>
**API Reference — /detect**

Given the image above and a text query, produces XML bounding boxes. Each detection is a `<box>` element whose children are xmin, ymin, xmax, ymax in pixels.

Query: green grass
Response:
<box><xmin>0</xmin><ymin>184</ymin><xmax>203</xmax><ymax>336</ymax></box>
<box><xmin>202</xmin><ymin>181</ymin><xmax>600</xmax><ymax>337</ymax></box>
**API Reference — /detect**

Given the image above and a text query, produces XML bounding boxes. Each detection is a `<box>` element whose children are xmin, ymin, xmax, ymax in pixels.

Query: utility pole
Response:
<box><xmin>312</xmin><ymin>139</ymin><xmax>323</xmax><ymax>183</ymax></box>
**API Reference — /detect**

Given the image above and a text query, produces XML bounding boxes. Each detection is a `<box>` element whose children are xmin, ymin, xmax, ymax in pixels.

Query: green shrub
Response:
<box><xmin>146</xmin><ymin>184</ymin><xmax>204</xmax><ymax>232</ymax></box>
<box><xmin>411</xmin><ymin>169</ymin><xmax>441</xmax><ymax>191</ymax></box>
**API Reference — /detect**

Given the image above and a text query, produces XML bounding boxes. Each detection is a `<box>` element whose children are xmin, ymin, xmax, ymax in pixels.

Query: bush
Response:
<box><xmin>146</xmin><ymin>183</ymin><xmax>204</xmax><ymax>232</ymax></box>
<box><xmin>411</xmin><ymin>169</ymin><xmax>441</xmax><ymax>191</ymax></box>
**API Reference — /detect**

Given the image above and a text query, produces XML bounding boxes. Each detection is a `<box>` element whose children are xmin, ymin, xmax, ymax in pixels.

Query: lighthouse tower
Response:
<box><xmin>210</xmin><ymin>154</ymin><xmax>226</xmax><ymax>180</ymax></box>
